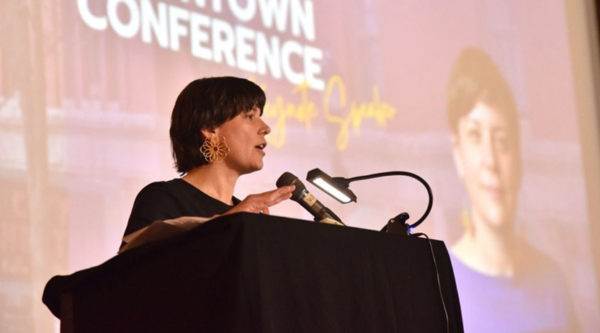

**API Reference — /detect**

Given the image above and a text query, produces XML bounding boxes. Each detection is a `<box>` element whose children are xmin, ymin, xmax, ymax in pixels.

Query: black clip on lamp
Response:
<box><xmin>306</xmin><ymin>169</ymin><xmax>433</xmax><ymax>236</ymax></box>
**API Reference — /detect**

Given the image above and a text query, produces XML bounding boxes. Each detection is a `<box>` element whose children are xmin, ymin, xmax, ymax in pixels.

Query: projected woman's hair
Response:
<box><xmin>446</xmin><ymin>47</ymin><xmax>579</xmax><ymax>333</ymax></box>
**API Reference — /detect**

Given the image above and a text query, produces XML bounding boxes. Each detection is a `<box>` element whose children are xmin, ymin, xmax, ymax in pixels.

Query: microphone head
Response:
<box><xmin>276</xmin><ymin>172</ymin><xmax>306</xmax><ymax>200</ymax></box>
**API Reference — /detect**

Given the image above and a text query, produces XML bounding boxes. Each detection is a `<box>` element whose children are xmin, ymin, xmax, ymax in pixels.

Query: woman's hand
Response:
<box><xmin>224</xmin><ymin>185</ymin><xmax>295</xmax><ymax>215</ymax></box>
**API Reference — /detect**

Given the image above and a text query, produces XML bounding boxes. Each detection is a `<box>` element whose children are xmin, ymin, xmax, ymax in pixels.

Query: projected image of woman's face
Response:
<box><xmin>453</xmin><ymin>101</ymin><xmax>521</xmax><ymax>231</ymax></box>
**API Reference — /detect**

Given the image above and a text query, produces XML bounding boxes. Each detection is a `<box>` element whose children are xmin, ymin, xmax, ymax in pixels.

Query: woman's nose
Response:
<box><xmin>259</xmin><ymin>118</ymin><xmax>271</xmax><ymax>135</ymax></box>
<box><xmin>482</xmin><ymin>136</ymin><xmax>498</xmax><ymax>168</ymax></box>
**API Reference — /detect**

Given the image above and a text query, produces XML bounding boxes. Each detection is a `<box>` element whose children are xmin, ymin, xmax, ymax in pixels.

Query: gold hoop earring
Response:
<box><xmin>200</xmin><ymin>135</ymin><xmax>230</xmax><ymax>163</ymax></box>
<box><xmin>460</xmin><ymin>208</ymin><xmax>473</xmax><ymax>235</ymax></box>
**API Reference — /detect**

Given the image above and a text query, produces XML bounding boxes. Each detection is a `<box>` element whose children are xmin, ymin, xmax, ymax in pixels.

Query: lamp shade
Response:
<box><xmin>306</xmin><ymin>168</ymin><xmax>357</xmax><ymax>204</ymax></box>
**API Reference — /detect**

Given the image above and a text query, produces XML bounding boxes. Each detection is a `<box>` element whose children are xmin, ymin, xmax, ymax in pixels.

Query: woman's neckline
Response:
<box><xmin>176</xmin><ymin>178</ymin><xmax>235</xmax><ymax>207</ymax></box>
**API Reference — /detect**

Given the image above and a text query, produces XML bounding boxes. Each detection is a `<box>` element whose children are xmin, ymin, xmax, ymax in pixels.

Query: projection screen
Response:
<box><xmin>1</xmin><ymin>0</ymin><xmax>599</xmax><ymax>332</ymax></box>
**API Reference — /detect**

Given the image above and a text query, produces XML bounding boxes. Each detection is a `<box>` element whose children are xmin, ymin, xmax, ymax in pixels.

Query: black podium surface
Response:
<box><xmin>43</xmin><ymin>213</ymin><xmax>463</xmax><ymax>333</ymax></box>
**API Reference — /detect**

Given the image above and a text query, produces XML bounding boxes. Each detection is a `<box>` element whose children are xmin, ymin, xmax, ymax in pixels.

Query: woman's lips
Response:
<box><xmin>255</xmin><ymin>146</ymin><xmax>266</xmax><ymax>155</ymax></box>
<box><xmin>480</xmin><ymin>184</ymin><xmax>503</xmax><ymax>200</ymax></box>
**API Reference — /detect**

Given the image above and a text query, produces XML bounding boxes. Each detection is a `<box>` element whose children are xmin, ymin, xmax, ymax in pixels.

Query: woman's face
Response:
<box><xmin>452</xmin><ymin>101</ymin><xmax>521</xmax><ymax>230</ymax></box>
<box><xmin>213</xmin><ymin>107</ymin><xmax>271</xmax><ymax>175</ymax></box>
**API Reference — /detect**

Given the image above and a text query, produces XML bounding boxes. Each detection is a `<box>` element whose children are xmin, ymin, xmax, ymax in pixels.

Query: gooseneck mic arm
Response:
<box><xmin>345</xmin><ymin>171</ymin><xmax>433</xmax><ymax>232</ymax></box>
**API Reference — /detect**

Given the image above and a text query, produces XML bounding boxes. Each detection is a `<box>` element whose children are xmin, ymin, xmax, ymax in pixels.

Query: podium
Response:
<box><xmin>43</xmin><ymin>213</ymin><xmax>463</xmax><ymax>333</ymax></box>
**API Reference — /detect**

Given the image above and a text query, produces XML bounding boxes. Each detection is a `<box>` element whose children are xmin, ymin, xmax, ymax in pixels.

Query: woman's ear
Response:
<box><xmin>514</xmin><ymin>146</ymin><xmax>523</xmax><ymax>193</ymax></box>
<box><xmin>201</xmin><ymin>127</ymin><xmax>216</xmax><ymax>139</ymax></box>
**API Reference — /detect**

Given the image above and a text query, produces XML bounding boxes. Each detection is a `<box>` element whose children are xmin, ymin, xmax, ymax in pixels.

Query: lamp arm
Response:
<box><xmin>346</xmin><ymin>171</ymin><xmax>433</xmax><ymax>230</ymax></box>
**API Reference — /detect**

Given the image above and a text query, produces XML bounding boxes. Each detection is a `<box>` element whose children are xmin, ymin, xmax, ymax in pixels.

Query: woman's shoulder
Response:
<box><xmin>137</xmin><ymin>179</ymin><xmax>188</xmax><ymax>196</ymax></box>
<box><xmin>140</xmin><ymin>178</ymin><xmax>185</xmax><ymax>190</ymax></box>
<box><xmin>130</xmin><ymin>179</ymin><xmax>192</xmax><ymax>208</ymax></box>
<box><xmin>135</xmin><ymin>178</ymin><xmax>232</xmax><ymax>208</ymax></box>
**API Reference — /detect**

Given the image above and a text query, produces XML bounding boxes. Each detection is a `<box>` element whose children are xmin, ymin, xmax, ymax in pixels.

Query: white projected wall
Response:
<box><xmin>0</xmin><ymin>0</ymin><xmax>599</xmax><ymax>332</ymax></box>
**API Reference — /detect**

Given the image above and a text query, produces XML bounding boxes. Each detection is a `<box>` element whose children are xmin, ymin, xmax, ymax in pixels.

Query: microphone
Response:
<box><xmin>276</xmin><ymin>172</ymin><xmax>344</xmax><ymax>225</ymax></box>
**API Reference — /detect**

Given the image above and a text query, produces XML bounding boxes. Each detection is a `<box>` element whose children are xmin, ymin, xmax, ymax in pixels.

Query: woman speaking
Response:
<box><xmin>120</xmin><ymin>77</ymin><xmax>294</xmax><ymax>251</ymax></box>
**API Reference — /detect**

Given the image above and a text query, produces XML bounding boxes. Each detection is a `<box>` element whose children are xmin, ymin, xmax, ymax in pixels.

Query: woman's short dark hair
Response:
<box><xmin>447</xmin><ymin>47</ymin><xmax>519</xmax><ymax>143</ymax></box>
<box><xmin>170</xmin><ymin>76</ymin><xmax>266</xmax><ymax>174</ymax></box>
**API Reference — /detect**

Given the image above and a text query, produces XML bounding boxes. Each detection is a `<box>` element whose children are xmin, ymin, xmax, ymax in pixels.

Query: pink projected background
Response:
<box><xmin>0</xmin><ymin>0</ymin><xmax>599</xmax><ymax>332</ymax></box>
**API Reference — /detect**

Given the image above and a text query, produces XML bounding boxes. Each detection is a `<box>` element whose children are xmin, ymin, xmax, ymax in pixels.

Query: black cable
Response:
<box><xmin>347</xmin><ymin>171</ymin><xmax>433</xmax><ymax>230</ymax></box>
<box><xmin>411</xmin><ymin>232</ymin><xmax>450</xmax><ymax>333</ymax></box>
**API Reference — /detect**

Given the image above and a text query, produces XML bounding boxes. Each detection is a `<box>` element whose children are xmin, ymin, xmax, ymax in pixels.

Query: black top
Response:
<box><xmin>121</xmin><ymin>178</ymin><xmax>240</xmax><ymax>247</ymax></box>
